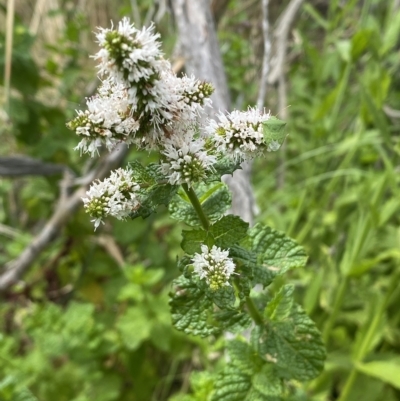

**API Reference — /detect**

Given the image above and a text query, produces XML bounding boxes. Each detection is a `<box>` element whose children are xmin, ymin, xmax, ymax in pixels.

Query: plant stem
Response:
<box><xmin>245</xmin><ymin>295</ymin><xmax>264</xmax><ymax>325</ymax></box>
<box><xmin>234</xmin><ymin>279</ymin><xmax>263</xmax><ymax>326</ymax></box>
<box><xmin>182</xmin><ymin>184</ymin><xmax>210</xmax><ymax>230</ymax></box>
<box><xmin>181</xmin><ymin>186</ymin><xmax>264</xmax><ymax>326</ymax></box>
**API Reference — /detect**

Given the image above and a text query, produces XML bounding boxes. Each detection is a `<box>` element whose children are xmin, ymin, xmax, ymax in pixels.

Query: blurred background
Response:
<box><xmin>0</xmin><ymin>0</ymin><xmax>400</xmax><ymax>400</ymax></box>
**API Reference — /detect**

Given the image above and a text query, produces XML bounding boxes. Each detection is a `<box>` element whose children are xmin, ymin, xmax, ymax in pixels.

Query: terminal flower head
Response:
<box><xmin>192</xmin><ymin>245</ymin><xmax>236</xmax><ymax>291</ymax></box>
<box><xmin>205</xmin><ymin>107</ymin><xmax>272</xmax><ymax>161</ymax></box>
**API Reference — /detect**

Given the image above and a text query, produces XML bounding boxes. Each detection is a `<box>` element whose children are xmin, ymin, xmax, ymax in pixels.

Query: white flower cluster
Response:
<box><xmin>68</xmin><ymin>18</ymin><xmax>214</xmax><ymax>155</ymax></box>
<box><xmin>160</xmin><ymin>132</ymin><xmax>216</xmax><ymax>186</ymax></box>
<box><xmin>205</xmin><ymin>107</ymin><xmax>272</xmax><ymax>161</ymax></box>
<box><xmin>192</xmin><ymin>245</ymin><xmax>236</xmax><ymax>291</ymax></box>
<box><xmin>71</xmin><ymin>19</ymin><xmax>285</xmax><ymax>229</ymax></box>
<box><xmin>68</xmin><ymin>79</ymin><xmax>139</xmax><ymax>156</ymax></box>
<box><xmin>82</xmin><ymin>168</ymin><xmax>140</xmax><ymax>229</ymax></box>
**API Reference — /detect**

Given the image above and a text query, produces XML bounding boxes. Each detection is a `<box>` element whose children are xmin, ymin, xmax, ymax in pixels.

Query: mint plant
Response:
<box><xmin>67</xmin><ymin>18</ymin><xmax>325</xmax><ymax>399</ymax></box>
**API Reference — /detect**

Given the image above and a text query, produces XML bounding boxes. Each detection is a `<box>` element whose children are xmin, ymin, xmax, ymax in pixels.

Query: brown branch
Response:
<box><xmin>0</xmin><ymin>155</ymin><xmax>67</xmax><ymax>177</ymax></box>
<box><xmin>0</xmin><ymin>144</ymin><xmax>128</xmax><ymax>292</ymax></box>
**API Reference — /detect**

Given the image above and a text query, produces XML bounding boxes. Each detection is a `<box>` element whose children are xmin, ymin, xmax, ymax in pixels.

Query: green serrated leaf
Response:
<box><xmin>169</xmin><ymin>276</ymin><xmax>220</xmax><ymax>337</ymax></box>
<box><xmin>245</xmin><ymin>224</ymin><xmax>307</xmax><ymax>287</ymax></box>
<box><xmin>227</xmin><ymin>340</ymin><xmax>260</xmax><ymax>375</ymax></box>
<box><xmin>211</xmin><ymin>363</ymin><xmax>282</xmax><ymax>401</ymax></box>
<box><xmin>129</xmin><ymin>160</ymin><xmax>156</xmax><ymax>186</ymax></box>
<box><xmin>251</xmin><ymin>365</ymin><xmax>282</xmax><ymax>401</ymax></box>
<box><xmin>169</xmin><ymin>183</ymin><xmax>231</xmax><ymax>227</ymax></box>
<box><xmin>228</xmin><ymin>245</ymin><xmax>257</xmax><ymax>300</ymax></box>
<box><xmin>131</xmin><ymin>183</ymin><xmax>178</xmax><ymax>219</ymax></box>
<box><xmin>206</xmin><ymin>285</ymin><xmax>236</xmax><ymax>310</ymax></box>
<box><xmin>181</xmin><ymin>229</ymin><xmax>209</xmax><ymax>254</ymax></box>
<box><xmin>252</xmin><ymin>304</ymin><xmax>325</xmax><ymax>381</ymax></box>
<box><xmin>211</xmin><ymin>366</ymin><xmax>251</xmax><ymax>401</ymax></box>
<box><xmin>214</xmin><ymin>310</ymin><xmax>252</xmax><ymax>333</ymax></box>
<box><xmin>211</xmin><ymin>215</ymin><xmax>249</xmax><ymax>248</ymax></box>
<box><xmin>127</xmin><ymin>161</ymin><xmax>178</xmax><ymax>219</ymax></box>
<box><xmin>205</xmin><ymin>157</ymin><xmax>242</xmax><ymax>183</ymax></box>
<box><xmin>229</xmin><ymin>245</ymin><xmax>257</xmax><ymax>271</ymax></box>
<box><xmin>265</xmin><ymin>284</ymin><xmax>294</xmax><ymax>321</ymax></box>
<box><xmin>262</xmin><ymin>117</ymin><xmax>287</xmax><ymax>151</ymax></box>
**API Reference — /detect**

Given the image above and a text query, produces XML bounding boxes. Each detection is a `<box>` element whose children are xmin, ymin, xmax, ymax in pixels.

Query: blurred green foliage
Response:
<box><xmin>1</xmin><ymin>0</ymin><xmax>400</xmax><ymax>400</ymax></box>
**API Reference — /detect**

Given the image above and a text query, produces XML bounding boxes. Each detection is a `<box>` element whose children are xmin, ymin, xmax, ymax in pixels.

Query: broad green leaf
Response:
<box><xmin>262</xmin><ymin>117</ymin><xmax>286</xmax><ymax>152</ymax></box>
<box><xmin>131</xmin><ymin>183</ymin><xmax>178</xmax><ymax>219</ymax></box>
<box><xmin>227</xmin><ymin>340</ymin><xmax>261</xmax><ymax>376</ymax></box>
<box><xmin>181</xmin><ymin>229</ymin><xmax>208</xmax><ymax>254</ymax></box>
<box><xmin>129</xmin><ymin>160</ymin><xmax>156</xmax><ymax>185</ymax></box>
<box><xmin>214</xmin><ymin>310</ymin><xmax>252</xmax><ymax>333</ymax></box>
<box><xmin>211</xmin><ymin>364</ymin><xmax>282</xmax><ymax>401</ymax></box>
<box><xmin>229</xmin><ymin>245</ymin><xmax>257</xmax><ymax>272</ymax></box>
<box><xmin>211</xmin><ymin>215</ymin><xmax>249</xmax><ymax>248</ymax></box>
<box><xmin>169</xmin><ymin>276</ymin><xmax>220</xmax><ymax>337</ymax></box>
<box><xmin>251</xmin><ymin>365</ymin><xmax>282</xmax><ymax>400</ymax></box>
<box><xmin>169</xmin><ymin>183</ymin><xmax>231</xmax><ymax>227</ymax></box>
<box><xmin>211</xmin><ymin>366</ymin><xmax>251</xmax><ymax>401</ymax></box>
<box><xmin>228</xmin><ymin>245</ymin><xmax>257</xmax><ymax>299</ymax></box>
<box><xmin>253</xmin><ymin>304</ymin><xmax>325</xmax><ymax>381</ymax></box>
<box><xmin>244</xmin><ymin>224</ymin><xmax>307</xmax><ymax>287</ymax></box>
<box><xmin>265</xmin><ymin>284</ymin><xmax>294</xmax><ymax>321</ymax></box>
<box><xmin>356</xmin><ymin>359</ymin><xmax>400</xmax><ymax>389</ymax></box>
<box><xmin>116</xmin><ymin>307</ymin><xmax>152</xmax><ymax>350</ymax></box>
<box><xmin>206</xmin><ymin>285</ymin><xmax>236</xmax><ymax>310</ymax></box>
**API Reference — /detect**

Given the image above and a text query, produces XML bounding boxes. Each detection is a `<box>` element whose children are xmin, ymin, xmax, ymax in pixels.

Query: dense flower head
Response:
<box><xmin>160</xmin><ymin>132</ymin><xmax>216</xmax><ymax>186</ymax></box>
<box><xmin>94</xmin><ymin>18</ymin><xmax>163</xmax><ymax>86</ymax></box>
<box><xmin>178</xmin><ymin>76</ymin><xmax>214</xmax><ymax>111</ymax></box>
<box><xmin>205</xmin><ymin>107</ymin><xmax>272</xmax><ymax>161</ymax></box>
<box><xmin>67</xmin><ymin>19</ymin><xmax>214</xmax><ymax>153</ymax></box>
<box><xmin>82</xmin><ymin>167</ymin><xmax>140</xmax><ymax>229</ymax></box>
<box><xmin>67</xmin><ymin>79</ymin><xmax>139</xmax><ymax>156</ymax></box>
<box><xmin>192</xmin><ymin>245</ymin><xmax>236</xmax><ymax>291</ymax></box>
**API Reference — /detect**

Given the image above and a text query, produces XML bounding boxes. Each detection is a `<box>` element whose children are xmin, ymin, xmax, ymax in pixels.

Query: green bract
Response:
<box><xmin>262</xmin><ymin>116</ymin><xmax>287</xmax><ymax>151</ymax></box>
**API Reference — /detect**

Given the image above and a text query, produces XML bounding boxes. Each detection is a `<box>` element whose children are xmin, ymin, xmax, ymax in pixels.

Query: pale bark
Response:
<box><xmin>171</xmin><ymin>0</ymin><xmax>256</xmax><ymax>225</ymax></box>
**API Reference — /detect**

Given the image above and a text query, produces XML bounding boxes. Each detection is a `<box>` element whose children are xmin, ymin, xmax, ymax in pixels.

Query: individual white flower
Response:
<box><xmin>205</xmin><ymin>107</ymin><xmax>272</xmax><ymax>161</ymax></box>
<box><xmin>192</xmin><ymin>245</ymin><xmax>236</xmax><ymax>291</ymax></box>
<box><xmin>160</xmin><ymin>131</ymin><xmax>216</xmax><ymax>186</ymax></box>
<box><xmin>82</xmin><ymin>167</ymin><xmax>140</xmax><ymax>229</ymax></box>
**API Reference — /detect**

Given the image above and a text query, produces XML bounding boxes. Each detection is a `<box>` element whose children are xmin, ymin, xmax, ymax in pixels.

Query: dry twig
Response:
<box><xmin>0</xmin><ymin>144</ymin><xmax>128</xmax><ymax>292</ymax></box>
